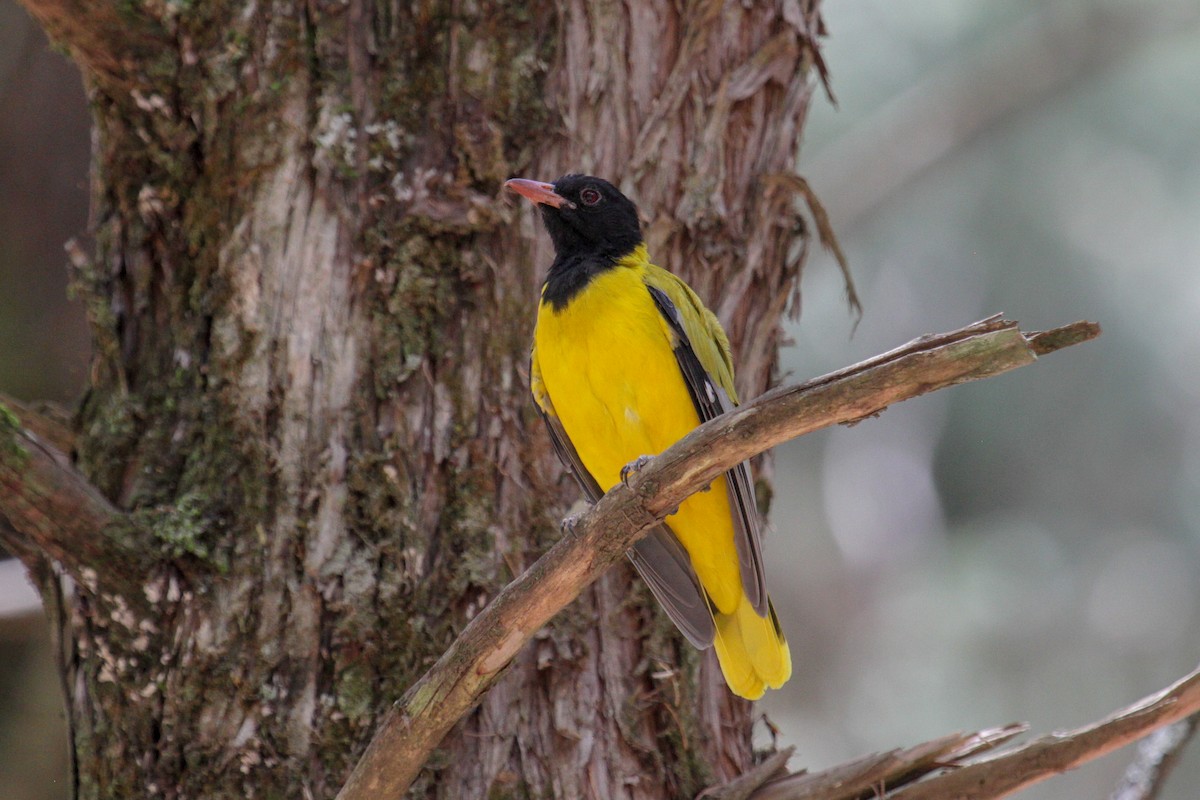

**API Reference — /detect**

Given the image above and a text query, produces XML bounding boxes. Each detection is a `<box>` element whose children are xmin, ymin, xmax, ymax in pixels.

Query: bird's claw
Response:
<box><xmin>560</xmin><ymin>510</ymin><xmax>588</xmax><ymax>537</ymax></box>
<box><xmin>620</xmin><ymin>455</ymin><xmax>654</xmax><ymax>486</ymax></box>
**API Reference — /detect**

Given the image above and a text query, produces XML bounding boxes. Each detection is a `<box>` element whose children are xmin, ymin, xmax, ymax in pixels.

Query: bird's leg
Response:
<box><xmin>620</xmin><ymin>455</ymin><xmax>654</xmax><ymax>486</ymax></box>
<box><xmin>560</xmin><ymin>500</ymin><xmax>592</xmax><ymax>537</ymax></box>
<box><xmin>560</xmin><ymin>511</ymin><xmax>587</xmax><ymax>536</ymax></box>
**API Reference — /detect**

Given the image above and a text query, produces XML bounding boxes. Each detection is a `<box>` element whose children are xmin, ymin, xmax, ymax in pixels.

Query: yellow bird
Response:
<box><xmin>507</xmin><ymin>174</ymin><xmax>791</xmax><ymax>699</ymax></box>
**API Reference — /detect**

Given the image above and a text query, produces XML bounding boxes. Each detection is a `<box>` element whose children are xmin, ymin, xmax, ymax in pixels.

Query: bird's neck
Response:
<box><xmin>541</xmin><ymin>243</ymin><xmax>648</xmax><ymax>312</ymax></box>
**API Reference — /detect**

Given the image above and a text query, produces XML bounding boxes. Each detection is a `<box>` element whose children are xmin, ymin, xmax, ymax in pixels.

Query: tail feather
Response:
<box><xmin>712</xmin><ymin>596</ymin><xmax>792</xmax><ymax>700</ymax></box>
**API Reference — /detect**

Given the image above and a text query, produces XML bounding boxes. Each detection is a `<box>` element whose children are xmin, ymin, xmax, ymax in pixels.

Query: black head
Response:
<box><xmin>506</xmin><ymin>174</ymin><xmax>643</xmax><ymax>261</ymax></box>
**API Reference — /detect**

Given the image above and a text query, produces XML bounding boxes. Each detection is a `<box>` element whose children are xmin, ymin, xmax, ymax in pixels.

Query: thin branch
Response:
<box><xmin>0</xmin><ymin>401</ymin><xmax>149</xmax><ymax>602</ymax></box>
<box><xmin>741</xmin><ymin>666</ymin><xmax>1200</xmax><ymax>800</ymax></box>
<box><xmin>15</xmin><ymin>0</ymin><xmax>164</xmax><ymax>87</ymax></box>
<box><xmin>749</xmin><ymin>725</ymin><xmax>1027</xmax><ymax>800</ymax></box>
<box><xmin>1</xmin><ymin>394</ymin><xmax>76</xmax><ymax>454</ymax></box>
<box><xmin>336</xmin><ymin>315</ymin><xmax>1100</xmax><ymax>800</ymax></box>
<box><xmin>1110</xmin><ymin>714</ymin><xmax>1200</xmax><ymax>800</ymax></box>
<box><xmin>699</xmin><ymin>747</ymin><xmax>795</xmax><ymax>800</ymax></box>
<box><xmin>885</xmin><ymin>664</ymin><xmax>1200</xmax><ymax>800</ymax></box>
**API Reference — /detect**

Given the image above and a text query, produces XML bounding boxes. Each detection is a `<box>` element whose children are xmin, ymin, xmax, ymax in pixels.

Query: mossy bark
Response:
<box><xmin>14</xmin><ymin>0</ymin><xmax>828</xmax><ymax>797</ymax></box>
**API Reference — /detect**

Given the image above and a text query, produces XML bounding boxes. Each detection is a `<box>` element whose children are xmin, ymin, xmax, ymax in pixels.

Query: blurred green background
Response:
<box><xmin>2</xmin><ymin>1</ymin><xmax>1198</xmax><ymax>798</ymax></box>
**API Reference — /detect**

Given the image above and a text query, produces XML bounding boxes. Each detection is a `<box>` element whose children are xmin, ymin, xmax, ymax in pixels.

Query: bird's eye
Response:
<box><xmin>580</xmin><ymin>187</ymin><xmax>602</xmax><ymax>206</ymax></box>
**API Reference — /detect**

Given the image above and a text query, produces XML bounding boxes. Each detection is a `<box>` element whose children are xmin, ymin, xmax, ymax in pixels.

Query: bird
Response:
<box><xmin>506</xmin><ymin>173</ymin><xmax>791</xmax><ymax>699</ymax></box>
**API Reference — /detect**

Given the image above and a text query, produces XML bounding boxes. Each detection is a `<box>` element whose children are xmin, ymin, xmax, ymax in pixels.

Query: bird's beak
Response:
<box><xmin>504</xmin><ymin>178</ymin><xmax>576</xmax><ymax>210</ymax></box>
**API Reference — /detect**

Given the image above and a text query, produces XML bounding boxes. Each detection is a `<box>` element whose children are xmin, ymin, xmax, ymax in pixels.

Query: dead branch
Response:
<box><xmin>749</xmin><ymin>725</ymin><xmax>1027</xmax><ymax>800</ymax></box>
<box><xmin>878</xmin><ymin>665</ymin><xmax>1200</xmax><ymax>800</ymax></box>
<box><xmin>15</xmin><ymin>0</ymin><xmax>164</xmax><ymax>86</ymax></box>
<box><xmin>700</xmin><ymin>747</ymin><xmax>795</xmax><ymax>800</ymax></box>
<box><xmin>336</xmin><ymin>315</ymin><xmax>1100</xmax><ymax>800</ymax></box>
<box><xmin>0</xmin><ymin>401</ymin><xmax>150</xmax><ymax>601</ymax></box>
<box><xmin>735</xmin><ymin>665</ymin><xmax>1200</xmax><ymax>800</ymax></box>
<box><xmin>1</xmin><ymin>394</ymin><xmax>75</xmax><ymax>454</ymax></box>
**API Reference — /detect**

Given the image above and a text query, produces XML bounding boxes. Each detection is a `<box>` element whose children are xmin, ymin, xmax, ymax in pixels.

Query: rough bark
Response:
<box><xmin>9</xmin><ymin>0</ymin><xmax>830</xmax><ymax>797</ymax></box>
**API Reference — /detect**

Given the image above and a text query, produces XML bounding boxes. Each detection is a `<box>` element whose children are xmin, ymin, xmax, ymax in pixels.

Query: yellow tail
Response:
<box><xmin>712</xmin><ymin>597</ymin><xmax>792</xmax><ymax>700</ymax></box>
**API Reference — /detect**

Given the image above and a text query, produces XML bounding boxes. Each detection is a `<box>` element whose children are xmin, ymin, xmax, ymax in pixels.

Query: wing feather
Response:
<box><xmin>645</xmin><ymin>281</ymin><xmax>769</xmax><ymax>616</ymax></box>
<box><xmin>530</xmin><ymin>349</ymin><xmax>716</xmax><ymax>647</ymax></box>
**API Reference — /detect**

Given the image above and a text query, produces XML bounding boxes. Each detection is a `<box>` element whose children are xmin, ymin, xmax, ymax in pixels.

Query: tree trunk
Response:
<box><xmin>7</xmin><ymin>0</ymin><xmax>828</xmax><ymax>796</ymax></box>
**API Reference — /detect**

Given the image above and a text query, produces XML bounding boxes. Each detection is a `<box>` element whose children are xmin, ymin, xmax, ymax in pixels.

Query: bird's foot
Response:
<box><xmin>620</xmin><ymin>455</ymin><xmax>654</xmax><ymax>486</ymax></box>
<box><xmin>561</xmin><ymin>509</ymin><xmax>588</xmax><ymax>537</ymax></box>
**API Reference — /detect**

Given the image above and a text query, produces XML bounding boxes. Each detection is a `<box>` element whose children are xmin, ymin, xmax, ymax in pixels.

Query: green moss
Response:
<box><xmin>0</xmin><ymin>404</ymin><xmax>20</xmax><ymax>433</ymax></box>
<box><xmin>75</xmin><ymin>391</ymin><xmax>140</xmax><ymax>498</ymax></box>
<box><xmin>133</xmin><ymin>492</ymin><xmax>227</xmax><ymax>570</ymax></box>
<box><xmin>335</xmin><ymin>663</ymin><xmax>374</xmax><ymax>723</ymax></box>
<box><xmin>0</xmin><ymin>403</ymin><xmax>28</xmax><ymax>465</ymax></box>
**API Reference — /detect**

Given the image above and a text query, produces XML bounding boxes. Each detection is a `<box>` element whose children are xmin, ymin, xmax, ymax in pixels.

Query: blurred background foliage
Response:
<box><xmin>762</xmin><ymin>1</ymin><xmax>1200</xmax><ymax>798</ymax></box>
<box><xmin>1</xmin><ymin>0</ymin><xmax>1198</xmax><ymax>798</ymax></box>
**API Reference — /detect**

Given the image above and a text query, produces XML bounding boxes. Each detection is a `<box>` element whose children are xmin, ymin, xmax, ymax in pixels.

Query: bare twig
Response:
<box><xmin>0</xmin><ymin>401</ymin><xmax>149</xmax><ymax>601</ymax></box>
<box><xmin>1</xmin><ymin>393</ymin><xmax>76</xmax><ymax>454</ymax></box>
<box><xmin>336</xmin><ymin>315</ymin><xmax>1100</xmax><ymax>800</ymax></box>
<box><xmin>740</xmin><ymin>666</ymin><xmax>1200</xmax><ymax>800</ymax></box>
<box><xmin>1110</xmin><ymin>714</ymin><xmax>1200</xmax><ymax>800</ymax></box>
<box><xmin>700</xmin><ymin>747</ymin><xmax>795</xmax><ymax>800</ymax></box>
<box><xmin>15</xmin><ymin>0</ymin><xmax>164</xmax><ymax>86</ymax></box>
<box><xmin>749</xmin><ymin>725</ymin><xmax>1027</xmax><ymax>800</ymax></box>
<box><xmin>886</xmin><ymin>664</ymin><xmax>1200</xmax><ymax>800</ymax></box>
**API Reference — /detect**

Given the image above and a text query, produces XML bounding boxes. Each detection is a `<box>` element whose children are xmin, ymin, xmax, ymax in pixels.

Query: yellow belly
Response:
<box><xmin>534</xmin><ymin>264</ymin><xmax>743</xmax><ymax>612</ymax></box>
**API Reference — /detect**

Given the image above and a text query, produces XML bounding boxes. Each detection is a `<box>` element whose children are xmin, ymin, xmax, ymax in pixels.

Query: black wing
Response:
<box><xmin>535</xmin><ymin>395</ymin><xmax>715</xmax><ymax>648</ymax></box>
<box><xmin>647</xmin><ymin>285</ymin><xmax>768</xmax><ymax>616</ymax></box>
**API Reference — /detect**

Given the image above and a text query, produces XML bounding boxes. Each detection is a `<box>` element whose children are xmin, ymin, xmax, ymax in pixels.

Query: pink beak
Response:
<box><xmin>504</xmin><ymin>178</ymin><xmax>576</xmax><ymax>210</ymax></box>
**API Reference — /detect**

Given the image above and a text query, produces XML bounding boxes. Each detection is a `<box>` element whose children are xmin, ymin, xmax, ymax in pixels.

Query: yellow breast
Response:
<box><xmin>534</xmin><ymin>263</ymin><xmax>695</xmax><ymax>486</ymax></box>
<box><xmin>533</xmin><ymin>257</ymin><xmax>743</xmax><ymax>611</ymax></box>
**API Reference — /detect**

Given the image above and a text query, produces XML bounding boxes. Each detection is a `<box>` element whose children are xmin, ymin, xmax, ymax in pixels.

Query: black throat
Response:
<box><xmin>534</xmin><ymin>176</ymin><xmax>644</xmax><ymax>311</ymax></box>
<box><xmin>541</xmin><ymin>251</ymin><xmax>620</xmax><ymax>312</ymax></box>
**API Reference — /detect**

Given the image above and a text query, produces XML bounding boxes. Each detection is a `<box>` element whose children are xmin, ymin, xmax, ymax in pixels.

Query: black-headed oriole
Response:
<box><xmin>507</xmin><ymin>174</ymin><xmax>791</xmax><ymax>699</ymax></box>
